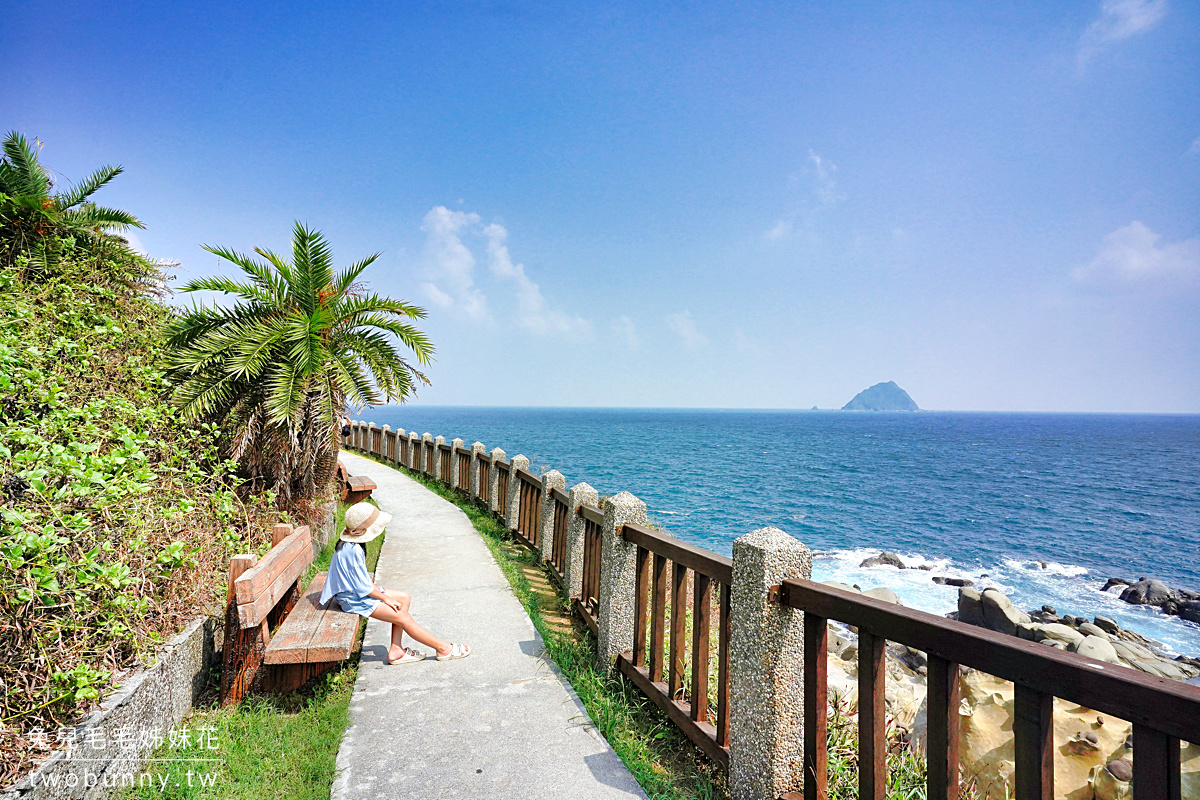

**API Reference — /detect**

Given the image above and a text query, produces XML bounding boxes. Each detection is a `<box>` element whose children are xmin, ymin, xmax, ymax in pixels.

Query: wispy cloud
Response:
<box><xmin>808</xmin><ymin>149</ymin><xmax>845</xmax><ymax>205</ymax></box>
<box><xmin>612</xmin><ymin>315</ymin><xmax>639</xmax><ymax>349</ymax></box>
<box><xmin>764</xmin><ymin>150</ymin><xmax>843</xmax><ymax>242</ymax></box>
<box><xmin>765</xmin><ymin>218</ymin><xmax>793</xmax><ymax>242</ymax></box>
<box><xmin>666</xmin><ymin>310</ymin><xmax>708</xmax><ymax>350</ymax></box>
<box><xmin>483</xmin><ymin>222</ymin><xmax>591</xmax><ymax>337</ymax></box>
<box><xmin>420</xmin><ymin>206</ymin><xmax>488</xmax><ymax>320</ymax></box>
<box><xmin>1077</xmin><ymin>0</ymin><xmax>1167</xmax><ymax>69</ymax></box>
<box><xmin>1073</xmin><ymin>220</ymin><xmax>1200</xmax><ymax>287</ymax></box>
<box><xmin>1190</xmin><ymin>135</ymin><xmax>1200</xmax><ymax>156</ymax></box>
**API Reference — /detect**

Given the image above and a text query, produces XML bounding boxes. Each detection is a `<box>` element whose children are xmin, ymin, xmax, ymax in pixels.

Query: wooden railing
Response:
<box><xmin>618</xmin><ymin>522</ymin><xmax>732</xmax><ymax>766</ymax></box>
<box><xmin>397</xmin><ymin>435</ymin><xmax>408</xmax><ymax>465</ymax></box>
<box><xmin>455</xmin><ymin>446</ymin><xmax>471</xmax><ymax>492</ymax></box>
<box><xmin>514</xmin><ymin>468</ymin><xmax>542</xmax><ymax>549</ymax></box>
<box><xmin>573</xmin><ymin>504</ymin><xmax>604</xmax><ymax>636</ymax></box>
<box><xmin>477</xmin><ymin>454</ymin><xmax>491</xmax><ymax>505</ymax></box>
<box><xmin>776</xmin><ymin>578</ymin><xmax>1200</xmax><ymax>800</ymax></box>
<box><xmin>495</xmin><ymin>459</ymin><xmax>510</xmax><ymax>518</ymax></box>
<box><xmin>439</xmin><ymin>443</ymin><xmax>452</xmax><ymax>483</ymax></box>
<box><xmin>371</xmin><ymin>427</ymin><xmax>382</xmax><ymax>455</ymax></box>
<box><xmin>546</xmin><ymin>487</ymin><xmax>570</xmax><ymax>584</ymax></box>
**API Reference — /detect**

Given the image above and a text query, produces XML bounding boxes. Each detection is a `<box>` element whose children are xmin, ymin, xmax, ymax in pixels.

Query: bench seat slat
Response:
<box><xmin>308</xmin><ymin>609</ymin><xmax>360</xmax><ymax>661</ymax></box>
<box><xmin>263</xmin><ymin>574</ymin><xmax>329</xmax><ymax>664</ymax></box>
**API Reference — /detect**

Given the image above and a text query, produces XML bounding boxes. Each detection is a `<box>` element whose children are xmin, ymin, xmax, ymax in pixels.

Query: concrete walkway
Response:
<box><xmin>331</xmin><ymin>451</ymin><xmax>646</xmax><ymax>800</ymax></box>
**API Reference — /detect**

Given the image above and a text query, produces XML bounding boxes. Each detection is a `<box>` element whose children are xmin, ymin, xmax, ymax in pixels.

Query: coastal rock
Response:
<box><xmin>862</xmin><ymin>587</ymin><xmax>901</xmax><ymax>604</ymax></box>
<box><xmin>1078</xmin><ymin>622</ymin><xmax>1111</xmax><ymax>641</ymax></box>
<box><xmin>980</xmin><ymin>589</ymin><xmax>1030</xmax><ymax>636</ymax></box>
<box><xmin>1094</xmin><ymin>759</ymin><xmax>1133</xmax><ymax>800</ymax></box>
<box><xmin>859</xmin><ymin>551</ymin><xmax>906</xmax><ymax>569</ymax></box>
<box><xmin>1039</xmin><ymin>623</ymin><xmax>1085</xmax><ymax>648</ymax></box>
<box><xmin>1093</xmin><ymin>615</ymin><xmax>1121</xmax><ymax>635</ymax></box>
<box><xmin>1119</xmin><ymin>578</ymin><xmax>1177</xmax><ymax>606</ymax></box>
<box><xmin>1076</xmin><ymin>635</ymin><xmax>1120</xmax><ymax>664</ymax></box>
<box><xmin>1101</xmin><ymin>578</ymin><xmax>1131</xmax><ymax>594</ymax></box>
<box><xmin>958</xmin><ymin>587</ymin><xmax>985</xmax><ymax>627</ymax></box>
<box><xmin>820</xmin><ymin>580</ymin><xmax>859</xmax><ymax>594</ymax></box>
<box><xmin>933</xmin><ymin>576</ymin><xmax>973</xmax><ymax>587</ymax></box>
<box><xmin>1179</xmin><ymin>600</ymin><xmax>1200</xmax><ymax>624</ymax></box>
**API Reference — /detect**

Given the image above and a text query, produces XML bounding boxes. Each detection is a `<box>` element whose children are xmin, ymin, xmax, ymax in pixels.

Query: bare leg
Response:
<box><xmin>370</xmin><ymin>602</ymin><xmax>452</xmax><ymax>659</ymax></box>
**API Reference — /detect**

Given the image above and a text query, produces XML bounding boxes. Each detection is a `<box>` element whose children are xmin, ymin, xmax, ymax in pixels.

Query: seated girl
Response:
<box><xmin>320</xmin><ymin>501</ymin><xmax>470</xmax><ymax>664</ymax></box>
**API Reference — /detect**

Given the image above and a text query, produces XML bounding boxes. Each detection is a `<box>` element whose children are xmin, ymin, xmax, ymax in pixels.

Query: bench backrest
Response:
<box><xmin>232</xmin><ymin>525</ymin><xmax>314</xmax><ymax>628</ymax></box>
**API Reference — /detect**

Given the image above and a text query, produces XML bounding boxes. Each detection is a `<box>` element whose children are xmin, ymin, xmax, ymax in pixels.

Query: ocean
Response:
<box><xmin>363</xmin><ymin>407</ymin><xmax>1200</xmax><ymax>655</ymax></box>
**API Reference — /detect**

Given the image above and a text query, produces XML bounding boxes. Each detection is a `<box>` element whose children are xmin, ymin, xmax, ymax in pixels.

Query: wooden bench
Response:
<box><xmin>220</xmin><ymin>522</ymin><xmax>360</xmax><ymax>704</ymax></box>
<box><xmin>336</xmin><ymin>460</ymin><xmax>377</xmax><ymax>504</ymax></box>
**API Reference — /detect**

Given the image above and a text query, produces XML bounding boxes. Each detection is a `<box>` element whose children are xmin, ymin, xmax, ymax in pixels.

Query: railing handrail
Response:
<box><xmin>621</xmin><ymin>523</ymin><xmax>733</xmax><ymax>586</ymax></box>
<box><xmin>438</xmin><ymin>442</ymin><xmax>452</xmax><ymax>451</ymax></box>
<box><xmin>779</xmin><ymin>577</ymin><xmax>1200</xmax><ymax>741</ymax></box>
<box><xmin>551</xmin><ymin>486</ymin><xmax>570</xmax><ymax>506</ymax></box>
<box><xmin>579</xmin><ymin>504</ymin><xmax>603</xmax><ymax>526</ymax></box>
<box><xmin>455</xmin><ymin>445</ymin><xmax>472</xmax><ymax>455</ymax></box>
<box><xmin>515</xmin><ymin>466</ymin><xmax>540</xmax><ymax>486</ymax></box>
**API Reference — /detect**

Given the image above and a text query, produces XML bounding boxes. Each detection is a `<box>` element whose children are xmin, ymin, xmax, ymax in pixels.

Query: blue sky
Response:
<box><xmin>4</xmin><ymin>1</ymin><xmax>1198</xmax><ymax>411</ymax></box>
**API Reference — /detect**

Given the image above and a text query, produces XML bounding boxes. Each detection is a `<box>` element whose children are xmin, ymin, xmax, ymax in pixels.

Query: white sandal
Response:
<box><xmin>437</xmin><ymin>643</ymin><xmax>471</xmax><ymax>661</ymax></box>
<box><xmin>388</xmin><ymin>647</ymin><xmax>425</xmax><ymax>665</ymax></box>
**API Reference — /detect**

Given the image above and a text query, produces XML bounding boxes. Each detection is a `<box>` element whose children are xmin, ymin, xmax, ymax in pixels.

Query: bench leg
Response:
<box><xmin>220</xmin><ymin>601</ymin><xmax>268</xmax><ymax>706</ymax></box>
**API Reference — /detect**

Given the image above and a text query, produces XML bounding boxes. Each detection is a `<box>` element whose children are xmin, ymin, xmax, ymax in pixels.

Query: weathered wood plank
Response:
<box><xmin>858</xmin><ymin>630</ymin><xmax>886</xmax><ymax>800</ymax></box>
<box><xmin>233</xmin><ymin>531</ymin><xmax>312</xmax><ymax>605</ymax></box>
<box><xmin>236</xmin><ymin>541</ymin><xmax>311</xmax><ymax>628</ymax></box>
<box><xmin>308</xmin><ymin>605</ymin><xmax>360</xmax><ymax>662</ymax></box>
<box><xmin>1013</xmin><ymin>684</ymin><xmax>1054</xmax><ymax>800</ymax></box>
<box><xmin>803</xmin><ymin>613</ymin><xmax>828</xmax><ymax>800</ymax></box>
<box><xmin>263</xmin><ymin>574</ymin><xmax>328</xmax><ymax>665</ymax></box>
<box><xmin>927</xmin><ymin>655</ymin><xmax>961</xmax><ymax>800</ymax></box>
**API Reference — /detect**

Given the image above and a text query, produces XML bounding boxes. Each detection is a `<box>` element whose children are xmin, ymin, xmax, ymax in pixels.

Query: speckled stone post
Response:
<box><xmin>352</xmin><ymin>421</ymin><xmax>363</xmax><ymax>450</ymax></box>
<box><xmin>381</xmin><ymin>425</ymin><xmax>391</xmax><ymax>459</ymax></box>
<box><xmin>488</xmin><ymin>448</ymin><xmax>506</xmax><ymax>514</ymax></box>
<box><xmin>407</xmin><ymin>432</ymin><xmax>419</xmax><ymax>469</ymax></box>
<box><xmin>596</xmin><ymin>491</ymin><xmax>649</xmax><ymax>670</ymax></box>
<box><xmin>505</xmin><ymin>455</ymin><xmax>529</xmax><ymax>530</ymax></box>
<box><xmin>367</xmin><ymin>422</ymin><xmax>378</xmax><ymax>455</ymax></box>
<box><xmin>470</xmin><ymin>442</ymin><xmax>486</xmax><ymax>498</ymax></box>
<box><xmin>537</xmin><ymin>470</ymin><xmax>567</xmax><ymax>562</ymax></box>
<box><xmin>728</xmin><ymin>527</ymin><xmax>812</xmax><ymax>800</ymax></box>
<box><xmin>421</xmin><ymin>433</ymin><xmax>433</xmax><ymax>474</ymax></box>
<box><xmin>450</xmin><ymin>438</ymin><xmax>465</xmax><ymax>488</ymax></box>
<box><xmin>563</xmin><ymin>482</ymin><xmax>598</xmax><ymax>599</ymax></box>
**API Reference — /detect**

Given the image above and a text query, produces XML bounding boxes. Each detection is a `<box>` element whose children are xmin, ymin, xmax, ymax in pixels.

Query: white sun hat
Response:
<box><xmin>340</xmin><ymin>502</ymin><xmax>391</xmax><ymax>544</ymax></box>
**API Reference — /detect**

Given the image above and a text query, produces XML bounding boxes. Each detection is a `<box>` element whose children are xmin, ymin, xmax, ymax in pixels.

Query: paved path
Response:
<box><xmin>331</xmin><ymin>451</ymin><xmax>646</xmax><ymax>800</ymax></box>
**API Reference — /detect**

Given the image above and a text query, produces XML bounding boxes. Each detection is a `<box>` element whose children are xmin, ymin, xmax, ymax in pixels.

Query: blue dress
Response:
<box><xmin>319</xmin><ymin>541</ymin><xmax>380</xmax><ymax>618</ymax></box>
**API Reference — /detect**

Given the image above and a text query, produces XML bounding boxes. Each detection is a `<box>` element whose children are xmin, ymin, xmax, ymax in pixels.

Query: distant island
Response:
<box><xmin>842</xmin><ymin>381</ymin><xmax>919</xmax><ymax>411</ymax></box>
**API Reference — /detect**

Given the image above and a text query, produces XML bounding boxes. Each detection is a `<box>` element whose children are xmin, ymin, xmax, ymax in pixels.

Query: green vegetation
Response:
<box><xmin>165</xmin><ymin>222</ymin><xmax>434</xmax><ymax>506</ymax></box>
<box><xmin>120</xmin><ymin>515</ymin><xmax>384</xmax><ymax>800</ymax></box>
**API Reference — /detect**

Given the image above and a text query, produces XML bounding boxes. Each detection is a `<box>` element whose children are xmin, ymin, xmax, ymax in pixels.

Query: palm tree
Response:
<box><xmin>166</xmin><ymin>222</ymin><xmax>433</xmax><ymax>505</ymax></box>
<box><xmin>0</xmin><ymin>131</ymin><xmax>143</xmax><ymax>272</ymax></box>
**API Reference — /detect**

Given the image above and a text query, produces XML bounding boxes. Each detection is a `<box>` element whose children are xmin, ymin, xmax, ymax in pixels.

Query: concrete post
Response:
<box><xmin>450</xmin><ymin>438</ymin><xmax>465</xmax><ymax>488</ymax></box>
<box><xmin>470</xmin><ymin>442</ymin><xmax>486</xmax><ymax>499</ymax></box>
<box><xmin>488</xmin><ymin>448</ymin><xmax>506</xmax><ymax>514</ymax></box>
<box><xmin>367</xmin><ymin>422</ymin><xmax>377</xmax><ymax>456</ymax></box>
<box><xmin>421</xmin><ymin>433</ymin><xmax>433</xmax><ymax>474</ymax></box>
<box><xmin>596</xmin><ymin>491</ymin><xmax>649</xmax><ymax>670</ymax></box>
<box><xmin>352</xmin><ymin>422</ymin><xmax>362</xmax><ymax>450</ymax></box>
<box><xmin>505</xmin><ymin>454</ymin><xmax>529</xmax><ymax>531</ymax></box>
<box><xmin>393</xmin><ymin>428</ymin><xmax>406</xmax><ymax>466</ymax></box>
<box><xmin>408</xmin><ymin>432</ymin><xmax>420</xmax><ymax>470</ymax></box>
<box><xmin>563</xmin><ymin>482</ymin><xmax>599</xmax><ymax>600</ymax></box>
<box><xmin>728</xmin><ymin>527</ymin><xmax>812</xmax><ymax>800</ymax></box>
<box><xmin>538</xmin><ymin>470</ymin><xmax>567</xmax><ymax>562</ymax></box>
<box><xmin>381</xmin><ymin>425</ymin><xmax>391</xmax><ymax>460</ymax></box>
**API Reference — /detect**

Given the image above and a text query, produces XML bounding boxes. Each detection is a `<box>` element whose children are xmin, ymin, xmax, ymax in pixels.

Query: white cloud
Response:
<box><xmin>809</xmin><ymin>149</ymin><xmax>845</xmax><ymax>205</ymax></box>
<box><xmin>765</xmin><ymin>218</ymin><xmax>793</xmax><ymax>242</ymax></box>
<box><xmin>1190</xmin><ymin>135</ymin><xmax>1200</xmax><ymax>156</ymax></box>
<box><xmin>612</xmin><ymin>315</ymin><xmax>639</xmax><ymax>349</ymax></box>
<box><xmin>666</xmin><ymin>310</ymin><xmax>709</xmax><ymax>350</ymax></box>
<box><xmin>483</xmin><ymin>222</ymin><xmax>592</xmax><ymax>337</ymax></box>
<box><xmin>420</xmin><ymin>206</ymin><xmax>488</xmax><ymax>320</ymax></box>
<box><xmin>1078</xmin><ymin>0</ymin><xmax>1167</xmax><ymax>68</ymax></box>
<box><xmin>1073</xmin><ymin>221</ymin><xmax>1200</xmax><ymax>287</ymax></box>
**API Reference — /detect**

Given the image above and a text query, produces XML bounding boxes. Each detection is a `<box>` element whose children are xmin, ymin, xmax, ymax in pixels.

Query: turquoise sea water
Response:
<box><xmin>364</xmin><ymin>407</ymin><xmax>1200</xmax><ymax>655</ymax></box>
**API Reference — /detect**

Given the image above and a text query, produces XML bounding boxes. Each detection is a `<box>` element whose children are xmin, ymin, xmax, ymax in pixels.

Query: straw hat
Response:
<box><xmin>340</xmin><ymin>502</ymin><xmax>391</xmax><ymax>544</ymax></box>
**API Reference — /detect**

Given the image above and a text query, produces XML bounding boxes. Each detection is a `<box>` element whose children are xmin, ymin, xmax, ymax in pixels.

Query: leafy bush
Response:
<box><xmin>0</xmin><ymin>244</ymin><xmax>284</xmax><ymax>783</ymax></box>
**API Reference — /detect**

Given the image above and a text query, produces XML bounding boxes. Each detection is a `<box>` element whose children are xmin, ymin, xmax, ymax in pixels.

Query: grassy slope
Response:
<box><xmin>0</xmin><ymin>247</ymin><xmax>283</xmax><ymax>782</ymax></box>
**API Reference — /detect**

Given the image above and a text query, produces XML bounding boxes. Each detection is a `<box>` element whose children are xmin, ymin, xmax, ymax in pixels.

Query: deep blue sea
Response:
<box><xmin>364</xmin><ymin>407</ymin><xmax>1200</xmax><ymax>655</ymax></box>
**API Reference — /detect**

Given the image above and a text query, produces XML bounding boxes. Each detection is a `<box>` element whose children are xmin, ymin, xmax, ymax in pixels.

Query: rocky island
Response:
<box><xmin>842</xmin><ymin>380</ymin><xmax>920</xmax><ymax>411</ymax></box>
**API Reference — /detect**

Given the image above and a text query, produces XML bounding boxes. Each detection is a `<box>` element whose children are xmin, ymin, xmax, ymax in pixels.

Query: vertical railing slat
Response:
<box><xmin>634</xmin><ymin>545</ymin><xmax>650</xmax><ymax>668</ymax></box>
<box><xmin>1132</xmin><ymin>725</ymin><xmax>1181</xmax><ymax>800</ymax></box>
<box><xmin>717</xmin><ymin>582</ymin><xmax>731</xmax><ymax>747</ymax></box>
<box><xmin>691</xmin><ymin>572</ymin><xmax>712</xmax><ymax>723</ymax></box>
<box><xmin>803</xmin><ymin>613</ymin><xmax>828</xmax><ymax>800</ymax></box>
<box><xmin>858</xmin><ymin>630</ymin><xmax>886</xmax><ymax>800</ymax></box>
<box><xmin>927</xmin><ymin>655</ymin><xmax>961</xmax><ymax>800</ymax></box>
<box><xmin>669</xmin><ymin>562</ymin><xmax>688</xmax><ymax>700</ymax></box>
<box><xmin>1013</xmin><ymin>684</ymin><xmax>1054</xmax><ymax>800</ymax></box>
<box><xmin>650</xmin><ymin>553</ymin><xmax>668</xmax><ymax>683</ymax></box>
